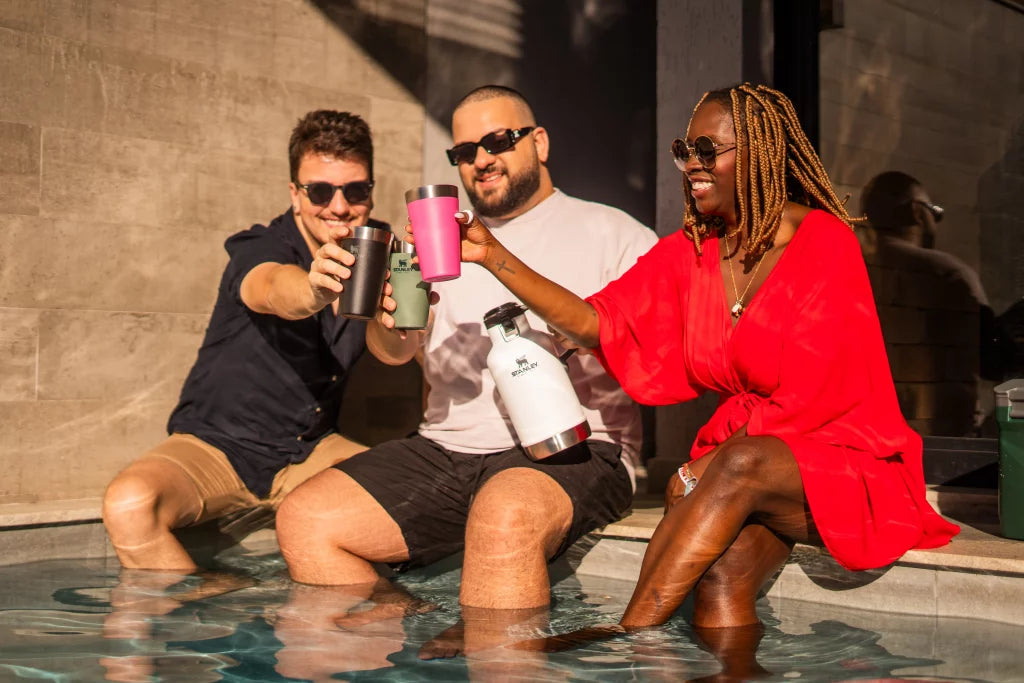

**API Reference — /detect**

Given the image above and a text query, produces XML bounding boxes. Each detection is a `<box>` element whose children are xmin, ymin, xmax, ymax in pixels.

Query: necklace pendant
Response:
<box><xmin>731</xmin><ymin>300</ymin><xmax>744</xmax><ymax>318</ymax></box>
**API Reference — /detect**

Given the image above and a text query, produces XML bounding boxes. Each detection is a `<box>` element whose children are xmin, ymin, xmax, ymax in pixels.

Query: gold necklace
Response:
<box><xmin>725</xmin><ymin>238</ymin><xmax>766</xmax><ymax>318</ymax></box>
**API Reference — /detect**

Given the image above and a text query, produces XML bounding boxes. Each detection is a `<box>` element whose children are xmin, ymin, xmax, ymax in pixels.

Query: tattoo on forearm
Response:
<box><xmin>495</xmin><ymin>259</ymin><xmax>516</xmax><ymax>275</ymax></box>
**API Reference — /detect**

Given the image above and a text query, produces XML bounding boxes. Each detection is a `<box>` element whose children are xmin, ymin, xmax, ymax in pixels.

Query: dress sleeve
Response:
<box><xmin>586</xmin><ymin>234</ymin><xmax>701</xmax><ymax>406</ymax></box>
<box><xmin>746</xmin><ymin>220</ymin><xmax>881</xmax><ymax>438</ymax></box>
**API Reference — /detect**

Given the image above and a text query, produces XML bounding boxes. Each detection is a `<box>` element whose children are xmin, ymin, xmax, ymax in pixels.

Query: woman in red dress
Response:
<box><xmin>415</xmin><ymin>83</ymin><xmax>960</xmax><ymax>633</ymax></box>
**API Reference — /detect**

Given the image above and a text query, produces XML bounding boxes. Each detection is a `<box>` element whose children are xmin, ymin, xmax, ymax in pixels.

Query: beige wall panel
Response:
<box><xmin>371</xmin><ymin>166</ymin><xmax>428</xmax><ymax>233</ymax></box>
<box><xmin>369</xmin><ymin>97</ymin><xmax>426</xmax><ymax>226</ymax></box>
<box><xmin>82</xmin><ymin>0</ymin><xmax>158</xmax><ymax>55</ymax></box>
<box><xmin>0</xmin><ymin>215</ymin><xmax>225</xmax><ymax>314</ymax></box>
<box><xmin>39</xmin><ymin>0</ymin><xmax>88</xmax><ymax>42</ymax></box>
<box><xmin>0</xmin><ymin>396</ymin><xmax>177</xmax><ymax>503</ymax></box>
<box><xmin>40</xmin><ymin>128</ymin><xmax>200</xmax><ymax>226</ymax></box>
<box><xmin>0</xmin><ymin>27</ymin><xmax>43</xmax><ymax>124</ymax></box>
<box><xmin>0</xmin><ymin>308</ymin><xmax>39</xmax><ymax>402</ymax></box>
<box><xmin>0</xmin><ymin>121</ymin><xmax>40</xmax><ymax>216</ymax></box>
<box><xmin>36</xmin><ymin>310</ymin><xmax>206</xmax><ymax>402</ymax></box>
<box><xmin>0</xmin><ymin>2</ymin><xmax>44</xmax><ymax>32</ymax></box>
<box><xmin>194</xmin><ymin>150</ymin><xmax>294</xmax><ymax>235</ymax></box>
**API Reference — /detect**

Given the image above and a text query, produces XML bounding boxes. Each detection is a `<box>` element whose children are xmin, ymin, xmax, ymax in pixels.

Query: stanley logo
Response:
<box><xmin>510</xmin><ymin>355</ymin><xmax>539</xmax><ymax>377</ymax></box>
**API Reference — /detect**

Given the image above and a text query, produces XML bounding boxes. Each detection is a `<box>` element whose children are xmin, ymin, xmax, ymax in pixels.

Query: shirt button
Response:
<box><xmin>296</xmin><ymin>435</ymin><xmax>303</xmax><ymax>441</ymax></box>
<box><xmin>315</xmin><ymin>406</ymin><xmax>322</xmax><ymax>414</ymax></box>
<box><xmin>330</xmin><ymin>375</ymin><xmax>338</xmax><ymax>382</ymax></box>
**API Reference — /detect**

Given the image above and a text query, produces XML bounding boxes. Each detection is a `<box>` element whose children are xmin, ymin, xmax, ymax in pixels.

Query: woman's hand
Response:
<box><xmin>548</xmin><ymin>325</ymin><xmax>595</xmax><ymax>357</ymax></box>
<box><xmin>452</xmin><ymin>210</ymin><xmax>497</xmax><ymax>264</ymax></box>
<box><xmin>403</xmin><ymin>210</ymin><xmax>497</xmax><ymax>266</ymax></box>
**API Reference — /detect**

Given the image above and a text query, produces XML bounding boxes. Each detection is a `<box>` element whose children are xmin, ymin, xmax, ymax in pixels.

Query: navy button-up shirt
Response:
<box><xmin>167</xmin><ymin>209</ymin><xmax>376</xmax><ymax>498</ymax></box>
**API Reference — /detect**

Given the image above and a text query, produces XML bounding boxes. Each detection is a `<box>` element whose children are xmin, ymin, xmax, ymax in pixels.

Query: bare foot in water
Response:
<box><xmin>418</xmin><ymin>605</ymin><xmax>550</xmax><ymax>660</ymax></box>
<box><xmin>419</xmin><ymin>620</ymin><xmax>466</xmax><ymax>659</ymax></box>
<box><xmin>333</xmin><ymin>578</ymin><xmax>438</xmax><ymax>629</ymax></box>
<box><xmin>507</xmin><ymin>623</ymin><xmax>629</xmax><ymax>653</ymax></box>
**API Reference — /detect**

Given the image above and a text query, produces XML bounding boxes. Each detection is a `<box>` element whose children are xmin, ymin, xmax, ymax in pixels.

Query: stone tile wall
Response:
<box><xmin>0</xmin><ymin>0</ymin><xmax>424</xmax><ymax>504</ymax></box>
<box><xmin>820</xmin><ymin>0</ymin><xmax>1024</xmax><ymax>435</ymax></box>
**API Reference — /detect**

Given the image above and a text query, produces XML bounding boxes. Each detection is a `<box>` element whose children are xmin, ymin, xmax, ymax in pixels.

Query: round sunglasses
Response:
<box><xmin>298</xmin><ymin>180</ymin><xmax>374</xmax><ymax>206</ymax></box>
<box><xmin>446</xmin><ymin>127</ymin><xmax>535</xmax><ymax>166</ymax></box>
<box><xmin>671</xmin><ymin>136</ymin><xmax>737</xmax><ymax>170</ymax></box>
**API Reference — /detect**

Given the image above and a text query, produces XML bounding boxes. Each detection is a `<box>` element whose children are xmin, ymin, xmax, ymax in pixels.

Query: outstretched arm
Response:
<box><xmin>240</xmin><ymin>224</ymin><xmax>354</xmax><ymax>320</ymax></box>
<box><xmin>410</xmin><ymin>212</ymin><xmax>601</xmax><ymax>348</ymax></box>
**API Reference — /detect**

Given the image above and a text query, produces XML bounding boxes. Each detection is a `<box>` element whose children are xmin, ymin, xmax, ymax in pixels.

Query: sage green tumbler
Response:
<box><xmin>996</xmin><ymin>379</ymin><xmax>1024</xmax><ymax>540</ymax></box>
<box><xmin>389</xmin><ymin>240</ymin><xmax>431</xmax><ymax>330</ymax></box>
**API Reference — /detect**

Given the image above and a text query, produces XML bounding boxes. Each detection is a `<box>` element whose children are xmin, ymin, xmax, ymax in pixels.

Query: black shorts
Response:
<box><xmin>333</xmin><ymin>435</ymin><xmax>633</xmax><ymax>569</ymax></box>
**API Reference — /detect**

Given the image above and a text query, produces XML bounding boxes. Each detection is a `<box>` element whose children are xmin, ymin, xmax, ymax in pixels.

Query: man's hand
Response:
<box><xmin>373</xmin><ymin>279</ymin><xmax>405</xmax><ymax>337</ymax></box>
<box><xmin>308</xmin><ymin>226</ymin><xmax>355</xmax><ymax>310</ymax></box>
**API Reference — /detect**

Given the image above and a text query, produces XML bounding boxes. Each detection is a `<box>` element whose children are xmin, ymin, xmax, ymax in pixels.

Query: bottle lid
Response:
<box><xmin>484</xmin><ymin>302</ymin><xmax>527</xmax><ymax>329</ymax></box>
<box><xmin>405</xmin><ymin>184</ymin><xmax>459</xmax><ymax>203</ymax></box>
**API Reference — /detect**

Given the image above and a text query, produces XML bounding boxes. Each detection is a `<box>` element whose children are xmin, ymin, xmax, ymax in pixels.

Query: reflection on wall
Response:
<box><xmin>979</xmin><ymin>117</ymin><xmax>1024</xmax><ymax>383</ymax></box>
<box><xmin>311</xmin><ymin>0</ymin><xmax>655</xmax><ymax>226</ymax></box>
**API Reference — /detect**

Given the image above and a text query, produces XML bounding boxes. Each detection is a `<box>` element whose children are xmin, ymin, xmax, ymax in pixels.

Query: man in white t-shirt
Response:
<box><xmin>276</xmin><ymin>86</ymin><xmax>657</xmax><ymax>615</ymax></box>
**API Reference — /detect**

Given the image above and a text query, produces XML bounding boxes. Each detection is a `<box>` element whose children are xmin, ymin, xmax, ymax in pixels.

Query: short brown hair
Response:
<box><xmin>288</xmin><ymin>110</ymin><xmax>373</xmax><ymax>182</ymax></box>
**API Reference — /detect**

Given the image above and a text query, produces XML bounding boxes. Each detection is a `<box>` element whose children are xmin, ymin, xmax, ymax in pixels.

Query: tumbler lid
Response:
<box><xmin>405</xmin><ymin>184</ymin><xmax>459</xmax><ymax>203</ymax></box>
<box><xmin>484</xmin><ymin>302</ymin><xmax>528</xmax><ymax>329</ymax></box>
<box><xmin>995</xmin><ymin>379</ymin><xmax>1024</xmax><ymax>408</ymax></box>
<box><xmin>349</xmin><ymin>225</ymin><xmax>393</xmax><ymax>243</ymax></box>
<box><xmin>392</xmin><ymin>238</ymin><xmax>416</xmax><ymax>255</ymax></box>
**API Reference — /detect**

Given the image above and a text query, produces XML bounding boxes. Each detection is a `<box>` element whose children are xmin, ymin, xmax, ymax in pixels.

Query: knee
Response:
<box><xmin>709</xmin><ymin>440</ymin><xmax>774</xmax><ymax>489</ymax></box>
<box><xmin>275</xmin><ymin>489</ymin><xmax>317</xmax><ymax>552</ymax></box>
<box><xmin>102</xmin><ymin>472</ymin><xmax>160</xmax><ymax>531</ymax></box>
<box><xmin>466</xmin><ymin>471</ymin><xmax>569</xmax><ymax>553</ymax></box>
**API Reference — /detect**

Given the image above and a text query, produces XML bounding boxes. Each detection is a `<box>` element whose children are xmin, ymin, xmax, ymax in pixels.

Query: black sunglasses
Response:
<box><xmin>446</xmin><ymin>127</ymin><xmax>535</xmax><ymax>166</ymax></box>
<box><xmin>912</xmin><ymin>199</ymin><xmax>944</xmax><ymax>223</ymax></box>
<box><xmin>671</xmin><ymin>136</ymin><xmax>737</xmax><ymax>170</ymax></box>
<box><xmin>298</xmin><ymin>180</ymin><xmax>374</xmax><ymax>206</ymax></box>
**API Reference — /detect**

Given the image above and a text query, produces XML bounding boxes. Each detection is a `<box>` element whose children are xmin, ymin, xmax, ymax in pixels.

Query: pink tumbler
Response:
<box><xmin>405</xmin><ymin>184</ymin><xmax>461</xmax><ymax>282</ymax></box>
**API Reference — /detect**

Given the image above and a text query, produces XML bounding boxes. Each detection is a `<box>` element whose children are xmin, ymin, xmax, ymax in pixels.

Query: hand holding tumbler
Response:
<box><xmin>339</xmin><ymin>225</ymin><xmax>392</xmax><ymax>320</ymax></box>
<box><xmin>405</xmin><ymin>185</ymin><xmax>461</xmax><ymax>282</ymax></box>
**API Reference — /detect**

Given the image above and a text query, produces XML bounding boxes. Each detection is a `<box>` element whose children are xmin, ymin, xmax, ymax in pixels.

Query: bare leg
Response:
<box><xmin>102</xmin><ymin>459</ymin><xmax>205</xmax><ymax>571</ymax></box>
<box><xmin>418</xmin><ymin>468</ymin><xmax>573</xmax><ymax>660</ymax></box>
<box><xmin>620</xmin><ymin>436</ymin><xmax>813</xmax><ymax>628</ymax></box>
<box><xmin>273</xmin><ymin>582</ymin><xmax>408</xmax><ymax>680</ymax></box>
<box><xmin>691</xmin><ymin>523</ymin><xmax>793</xmax><ymax>628</ymax></box>
<box><xmin>460</xmin><ymin>467</ymin><xmax>573</xmax><ymax>609</ymax></box>
<box><xmin>691</xmin><ymin>622</ymin><xmax>771</xmax><ymax>682</ymax></box>
<box><xmin>276</xmin><ymin>468</ymin><xmax>410</xmax><ymax>585</ymax></box>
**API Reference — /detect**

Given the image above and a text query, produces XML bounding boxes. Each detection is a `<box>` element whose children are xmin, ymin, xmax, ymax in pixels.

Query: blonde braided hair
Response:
<box><xmin>682</xmin><ymin>83</ymin><xmax>855</xmax><ymax>257</ymax></box>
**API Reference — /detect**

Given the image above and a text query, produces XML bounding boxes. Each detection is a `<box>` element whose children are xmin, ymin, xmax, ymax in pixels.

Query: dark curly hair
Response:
<box><xmin>288</xmin><ymin>110</ymin><xmax>373</xmax><ymax>183</ymax></box>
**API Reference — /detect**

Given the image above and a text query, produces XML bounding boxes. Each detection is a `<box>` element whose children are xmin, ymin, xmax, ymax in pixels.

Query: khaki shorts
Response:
<box><xmin>141</xmin><ymin>432</ymin><xmax>366</xmax><ymax>526</ymax></box>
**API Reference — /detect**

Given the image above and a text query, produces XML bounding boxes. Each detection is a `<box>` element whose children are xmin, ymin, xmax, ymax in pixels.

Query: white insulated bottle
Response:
<box><xmin>484</xmin><ymin>302</ymin><xmax>591</xmax><ymax>460</ymax></box>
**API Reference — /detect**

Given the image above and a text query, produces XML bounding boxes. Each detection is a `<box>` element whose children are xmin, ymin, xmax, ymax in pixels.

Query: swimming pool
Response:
<box><xmin>1</xmin><ymin>536</ymin><xmax>1022</xmax><ymax>682</ymax></box>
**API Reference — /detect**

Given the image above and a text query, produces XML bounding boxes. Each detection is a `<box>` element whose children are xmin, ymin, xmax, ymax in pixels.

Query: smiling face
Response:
<box><xmin>683</xmin><ymin>101</ymin><xmax>739</xmax><ymax>226</ymax></box>
<box><xmin>450</xmin><ymin>96</ymin><xmax>551</xmax><ymax>220</ymax></box>
<box><xmin>288</xmin><ymin>153</ymin><xmax>373</xmax><ymax>251</ymax></box>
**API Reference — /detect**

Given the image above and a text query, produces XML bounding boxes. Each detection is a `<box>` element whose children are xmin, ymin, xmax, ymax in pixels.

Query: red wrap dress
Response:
<box><xmin>586</xmin><ymin>210</ymin><xmax>959</xmax><ymax>570</ymax></box>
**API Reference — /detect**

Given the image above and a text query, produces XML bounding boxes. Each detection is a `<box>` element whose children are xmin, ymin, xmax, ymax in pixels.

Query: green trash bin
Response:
<box><xmin>996</xmin><ymin>379</ymin><xmax>1024</xmax><ymax>540</ymax></box>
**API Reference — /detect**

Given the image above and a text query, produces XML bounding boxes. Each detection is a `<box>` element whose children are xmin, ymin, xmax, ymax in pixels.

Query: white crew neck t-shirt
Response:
<box><xmin>418</xmin><ymin>189</ymin><xmax>658</xmax><ymax>487</ymax></box>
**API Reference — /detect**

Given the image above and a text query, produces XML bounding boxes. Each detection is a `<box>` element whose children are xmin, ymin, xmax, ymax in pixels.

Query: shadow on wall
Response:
<box><xmin>309</xmin><ymin>0</ymin><xmax>656</xmax><ymax>227</ymax></box>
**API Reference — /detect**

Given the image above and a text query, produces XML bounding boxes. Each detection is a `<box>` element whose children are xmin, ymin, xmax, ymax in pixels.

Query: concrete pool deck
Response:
<box><xmin>2</xmin><ymin>485</ymin><xmax>1022</xmax><ymax>626</ymax></box>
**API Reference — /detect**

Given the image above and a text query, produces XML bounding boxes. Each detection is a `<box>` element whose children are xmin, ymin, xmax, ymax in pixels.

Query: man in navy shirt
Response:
<box><xmin>102</xmin><ymin>110</ymin><xmax>383</xmax><ymax>571</ymax></box>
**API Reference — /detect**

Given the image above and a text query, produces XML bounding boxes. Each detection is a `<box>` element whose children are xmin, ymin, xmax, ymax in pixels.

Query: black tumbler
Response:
<box><xmin>339</xmin><ymin>225</ymin><xmax>392</xmax><ymax>320</ymax></box>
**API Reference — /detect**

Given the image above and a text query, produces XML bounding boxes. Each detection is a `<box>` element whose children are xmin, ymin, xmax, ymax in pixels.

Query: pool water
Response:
<box><xmin>1</xmin><ymin>543</ymin><xmax>1022</xmax><ymax>682</ymax></box>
